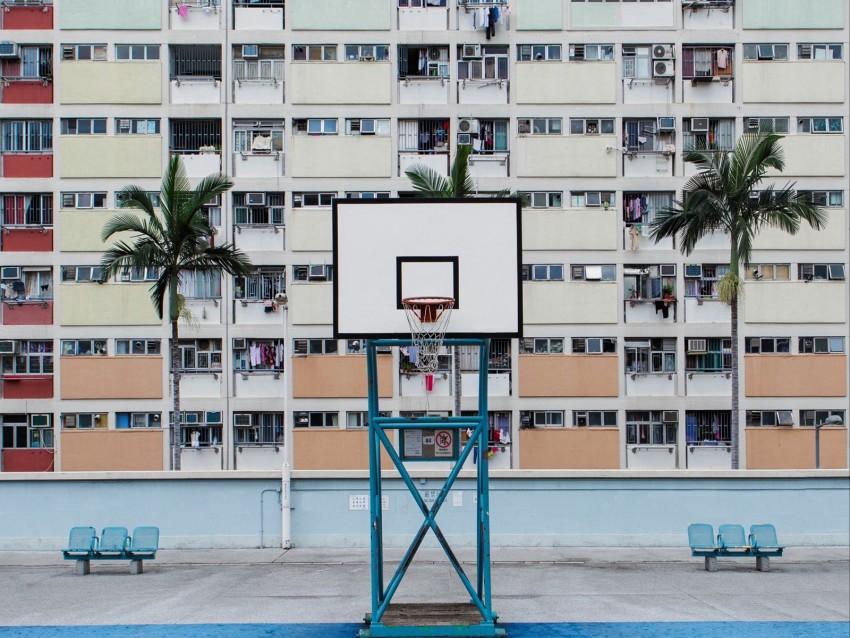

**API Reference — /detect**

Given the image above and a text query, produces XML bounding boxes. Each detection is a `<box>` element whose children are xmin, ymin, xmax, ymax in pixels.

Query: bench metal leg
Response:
<box><xmin>75</xmin><ymin>559</ymin><xmax>90</xmax><ymax>575</ymax></box>
<box><xmin>130</xmin><ymin>560</ymin><xmax>144</xmax><ymax>575</ymax></box>
<box><xmin>704</xmin><ymin>556</ymin><xmax>718</xmax><ymax>572</ymax></box>
<box><xmin>756</xmin><ymin>556</ymin><xmax>770</xmax><ymax>572</ymax></box>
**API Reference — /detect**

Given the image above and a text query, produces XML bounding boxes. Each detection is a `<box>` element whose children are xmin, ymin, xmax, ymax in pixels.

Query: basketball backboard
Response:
<box><xmin>333</xmin><ymin>198</ymin><xmax>522</xmax><ymax>338</ymax></box>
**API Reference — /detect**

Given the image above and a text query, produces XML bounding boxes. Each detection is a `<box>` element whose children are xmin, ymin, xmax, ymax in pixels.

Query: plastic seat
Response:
<box><xmin>62</xmin><ymin>526</ymin><xmax>97</xmax><ymax>557</ymax></box>
<box><xmin>98</xmin><ymin>527</ymin><xmax>129</xmax><ymax>555</ymax></box>
<box><xmin>128</xmin><ymin>526</ymin><xmax>160</xmax><ymax>558</ymax></box>
<box><xmin>717</xmin><ymin>523</ymin><xmax>750</xmax><ymax>551</ymax></box>
<box><xmin>687</xmin><ymin>523</ymin><xmax>717</xmax><ymax>552</ymax></box>
<box><xmin>750</xmin><ymin>524</ymin><xmax>784</xmax><ymax>555</ymax></box>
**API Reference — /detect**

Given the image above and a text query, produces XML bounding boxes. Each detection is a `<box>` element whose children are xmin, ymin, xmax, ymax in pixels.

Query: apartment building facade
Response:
<box><xmin>0</xmin><ymin>0</ymin><xmax>848</xmax><ymax>474</ymax></box>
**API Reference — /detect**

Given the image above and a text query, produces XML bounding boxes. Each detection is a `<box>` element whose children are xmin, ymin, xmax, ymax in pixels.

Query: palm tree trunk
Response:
<box><xmin>730</xmin><ymin>297</ymin><xmax>739</xmax><ymax>470</ymax></box>
<box><xmin>171</xmin><ymin>318</ymin><xmax>182</xmax><ymax>471</ymax></box>
<box><xmin>453</xmin><ymin>346</ymin><xmax>461</xmax><ymax>417</ymax></box>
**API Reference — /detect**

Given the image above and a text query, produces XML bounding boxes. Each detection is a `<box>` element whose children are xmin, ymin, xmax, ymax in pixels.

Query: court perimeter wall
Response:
<box><xmin>0</xmin><ymin>471</ymin><xmax>847</xmax><ymax>550</ymax></box>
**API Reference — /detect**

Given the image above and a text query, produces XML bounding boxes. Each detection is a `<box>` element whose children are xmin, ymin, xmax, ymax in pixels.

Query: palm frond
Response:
<box><xmin>449</xmin><ymin>145</ymin><xmax>476</xmax><ymax>198</ymax></box>
<box><xmin>404</xmin><ymin>163</ymin><xmax>451</xmax><ymax>197</ymax></box>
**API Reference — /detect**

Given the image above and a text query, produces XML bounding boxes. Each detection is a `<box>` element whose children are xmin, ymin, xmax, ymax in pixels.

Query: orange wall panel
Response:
<box><xmin>292</xmin><ymin>355</ymin><xmax>392</xmax><ymax>398</ymax></box>
<box><xmin>2</xmin><ymin>301</ymin><xmax>52</xmax><ymax>326</ymax></box>
<box><xmin>745</xmin><ymin>355</ymin><xmax>847</xmax><ymax>397</ymax></box>
<box><xmin>60</xmin><ymin>357</ymin><xmax>163</xmax><ymax>399</ymax></box>
<box><xmin>0</xmin><ymin>228</ymin><xmax>53</xmax><ymax>252</ymax></box>
<box><xmin>61</xmin><ymin>430</ymin><xmax>165</xmax><ymax>471</ymax></box>
<box><xmin>518</xmin><ymin>355</ymin><xmax>619</xmax><ymax>397</ymax></box>
<box><xmin>293</xmin><ymin>429</ymin><xmax>392</xmax><ymax>470</ymax></box>
<box><xmin>746</xmin><ymin>427</ymin><xmax>848</xmax><ymax>470</ymax></box>
<box><xmin>519</xmin><ymin>428</ymin><xmax>621</xmax><ymax>469</ymax></box>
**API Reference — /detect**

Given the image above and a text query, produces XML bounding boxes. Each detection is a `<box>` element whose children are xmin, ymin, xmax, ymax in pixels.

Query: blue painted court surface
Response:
<box><xmin>1</xmin><ymin>623</ymin><xmax>848</xmax><ymax>638</ymax></box>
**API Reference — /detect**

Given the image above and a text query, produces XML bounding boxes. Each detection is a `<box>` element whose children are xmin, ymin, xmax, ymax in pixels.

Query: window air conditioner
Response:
<box><xmin>241</xmin><ymin>45</ymin><xmax>259</xmax><ymax>59</ymax></box>
<box><xmin>569</xmin><ymin>44</ymin><xmax>585</xmax><ymax>61</ymax></box>
<box><xmin>652</xmin><ymin>44</ymin><xmax>674</xmax><ymax>60</ymax></box>
<box><xmin>660</xmin><ymin>264</ymin><xmax>676</xmax><ymax>277</ymax></box>
<box><xmin>658</xmin><ymin>117</ymin><xmax>676</xmax><ymax>131</ymax></box>
<box><xmin>747</xmin><ymin>117</ymin><xmax>760</xmax><ymax>129</ymax></box>
<box><xmin>30</xmin><ymin>414</ymin><xmax>50</xmax><ymax>428</ymax></box>
<box><xmin>585</xmin><ymin>192</ymin><xmax>602</xmax><ymax>207</ymax></box>
<box><xmin>687</xmin><ymin>339</ymin><xmax>707</xmax><ymax>353</ymax></box>
<box><xmin>662</xmin><ymin>411</ymin><xmax>678</xmax><ymax>423</ymax></box>
<box><xmin>1</xmin><ymin>267</ymin><xmax>22</xmax><ymax>280</ymax></box>
<box><xmin>294</xmin><ymin>412</ymin><xmax>309</xmax><ymax>426</ymax></box>
<box><xmin>584</xmin><ymin>265</ymin><xmax>603</xmax><ymax>280</ymax></box>
<box><xmin>684</xmin><ymin>264</ymin><xmax>703</xmax><ymax>278</ymax></box>
<box><xmin>462</xmin><ymin>44</ymin><xmax>482</xmax><ymax>59</ymax></box>
<box><xmin>246</xmin><ymin>192</ymin><xmax>265</xmax><ymax>206</ymax></box>
<box><xmin>575</xmin><ymin>412</ymin><xmax>588</xmax><ymax>427</ymax></box>
<box><xmin>653</xmin><ymin>60</ymin><xmax>674</xmax><ymax>78</ymax></box>
<box><xmin>204</xmin><ymin>195</ymin><xmax>221</xmax><ymax>207</ymax></box>
<box><xmin>94</xmin><ymin>341</ymin><xmax>107</xmax><ymax>355</ymax></box>
<box><xmin>233</xmin><ymin>338</ymin><xmax>247</xmax><ymax>350</ymax></box>
<box><xmin>0</xmin><ymin>340</ymin><xmax>16</xmax><ymax>354</ymax></box>
<box><xmin>458</xmin><ymin>118</ymin><xmax>480</xmax><ymax>135</ymax></box>
<box><xmin>457</xmin><ymin>133</ymin><xmax>472</xmax><ymax>146</ymax></box>
<box><xmin>359</xmin><ymin>54</ymin><xmax>375</xmax><ymax>61</ymax></box>
<box><xmin>691</xmin><ymin>118</ymin><xmax>710</xmax><ymax>133</ymax></box>
<box><xmin>308</xmin><ymin>264</ymin><xmax>327</xmax><ymax>280</ymax></box>
<box><xmin>234</xmin><ymin>413</ymin><xmax>251</xmax><ymax>426</ymax></box>
<box><xmin>0</xmin><ymin>42</ymin><xmax>19</xmax><ymax>58</ymax></box>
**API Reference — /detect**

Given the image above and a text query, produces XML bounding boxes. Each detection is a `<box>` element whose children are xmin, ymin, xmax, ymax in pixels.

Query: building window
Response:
<box><xmin>399</xmin><ymin>0</ymin><xmax>447</xmax><ymax>5</ymax></box>
<box><xmin>0</xmin><ymin>340</ymin><xmax>53</xmax><ymax>375</ymax></box>
<box><xmin>520</xmin><ymin>411</ymin><xmax>564</xmax><ymax>428</ymax></box>
<box><xmin>520</xmin><ymin>338</ymin><xmax>564</xmax><ymax>354</ymax></box>
<box><xmin>745</xmin><ymin>337</ymin><xmax>790</xmax><ymax>354</ymax></box>
<box><xmin>622</xmin><ymin>45</ymin><xmax>656</xmax><ymax>79</ymax></box>
<box><xmin>61</xmin><ymin>339</ymin><xmax>106</xmax><ymax>356</ymax></box>
<box><xmin>293</xmin><ymin>45</ymin><xmax>337</xmax><ymax>61</ymax></box>
<box><xmin>115</xmin><ymin>339</ymin><xmax>161</xmax><ymax>356</ymax></box>
<box><xmin>233</xmin><ymin>45</ymin><xmax>285</xmax><ymax>83</ymax></box>
<box><xmin>234</xmin><ymin>268</ymin><xmax>285</xmax><ymax>300</ymax></box>
<box><xmin>116</xmin><ymin>412</ymin><xmax>161</xmax><ymax>429</ymax></box>
<box><xmin>1</xmin><ymin>120</ymin><xmax>53</xmax><ymax>152</ymax></box>
<box><xmin>797</xmin><ymin>117</ymin><xmax>843</xmax><ymax>134</ymax></box>
<box><xmin>177</xmin><ymin>271</ymin><xmax>221</xmax><ymax>299</ymax></box>
<box><xmin>623</xmin><ymin>119</ymin><xmax>663</xmax><ymax>151</ymax></box>
<box><xmin>0</xmin><ymin>194</ymin><xmax>53</xmax><ymax>227</ymax></box>
<box><xmin>623</xmin><ymin>192</ymin><xmax>674</xmax><ymax>228</ymax></box>
<box><xmin>234</xmin><ymin>412</ymin><xmax>284</xmax><ymax>445</ymax></box>
<box><xmin>520</xmin><ymin>192</ymin><xmax>562</xmax><ymax>208</ymax></box>
<box><xmin>681</xmin><ymin>46</ymin><xmax>734</xmax><ymax>79</ymax></box>
<box><xmin>743</xmin><ymin>264</ymin><xmax>790</xmax><ymax>280</ymax></box>
<box><xmin>573</xmin><ymin>411</ymin><xmax>616</xmax><ymax>427</ymax></box>
<box><xmin>625</xmin><ymin>338</ymin><xmax>676</xmax><ymax>374</ymax></box>
<box><xmin>292</xmin><ymin>192</ymin><xmax>335</xmax><ymax>208</ymax></box>
<box><xmin>626</xmin><ymin>411</ymin><xmax>677</xmax><ymax>445</ymax></box>
<box><xmin>399</xmin><ymin>119</ymin><xmax>450</xmax><ymax>153</ymax></box>
<box><xmin>569</xmin><ymin>44</ymin><xmax>613</xmax><ymax>61</ymax></box>
<box><xmin>797</xmin><ymin>43</ymin><xmax>843</xmax><ymax>60</ymax></box>
<box><xmin>344</xmin><ymin>44</ymin><xmax>389</xmax><ymax>61</ymax></box>
<box><xmin>115</xmin><ymin>44</ymin><xmax>160</xmax><ymax>61</ymax></box>
<box><xmin>61</xmin><ymin>44</ymin><xmax>107</xmax><ymax>61</ymax></box>
<box><xmin>683</xmin><ymin>264</ymin><xmax>730</xmax><ymax>298</ymax></box>
<box><xmin>685</xmin><ymin>411</ymin><xmax>730</xmax><ymax>445</ymax></box>
<box><xmin>346</xmin><ymin>119</ymin><xmax>391</xmax><ymax>136</ymax></box>
<box><xmin>683</xmin><ymin>118</ymin><xmax>735</xmax><ymax>151</ymax></box>
<box><xmin>799</xmin><ymin>263</ymin><xmax>845</xmax><ymax>281</ymax></box>
<box><xmin>60</xmin><ymin>192</ymin><xmax>107</xmax><ymax>209</ymax></box>
<box><xmin>746</xmin><ymin>410</ymin><xmax>794</xmax><ymax>427</ymax></box>
<box><xmin>116</xmin><ymin>191</ymin><xmax>161</xmax><ymax>208</ymax></box>
<box><xmin>457</xmin><ymin>45</ymin><xmax>508</xmax><ymax>80</ymax></box>
<box><xmin>800</xmin><ymin>410</ymin><xmax>846</xmax><ymax>427</ymax></box>
<box><xmin>233</xmin><ymin>121</ymin><xmax>284</xmax><ymax>154</ymax></box>
<box><xmin>798</xmin><ymin>191</ymin><xmax>843</xmax><ymax>207</ymax></box>
<box><xmin>522</xmin><ymin>264</ymin><xmax>563</xmax><ymax>281</ymax></box>
<box><xmin>468</xmin><ymin>119</ymin><xmax>508</xmax><ymax>154</ymax></box>
<box><xmin>686</xmin><ymin>337</ymin><xmax>731</xmax><ymax>372</ymax></box>
<box><xmin>517</xmin><ymin>44</ymin><xmax>561</xmax><ymax>61</ymax></box>
<box><xmin>798</xmin><ymin>337</ymin><xmax>845</xmax><ymax>354</ymax></box>
<box><xmin>170</xmin><ymin>119</ymin><xmax>221</xmax><ymax>153</ymax></box>
<box><xmin>169</xmin><ymin>45</ymin><xmax>221</xmax><ymax>80</ymax></box>
<box><xmin>517</xmin><ymin>118</ymin><xmax>561</xmax><ymax>135</ymax></box>
<box><xmin>233</xmin><ymin>192</ymin><xmax>285</xmax><ymax>226</ymax></box>
<box><xmin>745</xmin><ymin>117</ymin><xmax>789</xmax><ymax>134</ymax></box>
<box><xmin>623</xmin><ymin>264</ymin><xmax>676</xmax><ymax>300</ymax></box>
<box><xmin>234</xmin><ymin>339</ymin><xmax>284</xmax><ymax>371</ymax></box>
<box><xmin>177</xmin><ymin>339</ymin><xmax>222</xmax><ymax>373</ymax></box>
<box><xmin>569</xmin><ymin>118</ymin><xmax>614</xmax><ymax>135</ymax></box>
<box><xmin>293</xmin><ymin>118</ymin><xmax>338</xmax><ymax>136</ymax></box>
<box><xmin>294</xmin><ymin>412</ymin><xmax>339</xmax><ymax>428</ymax></box>
<box><xmin>119</xmin><ymin>267</ymin><xmax>159</xmax><ymax>283</ymax></box>
<box><xmin>1</xmin><ymin>414</ymin><xmax>53</xmax><ymax>449</ymax></box>
<box><xmin>291</xmin><ymin>265</ymin><xmax>333</xmax><ymax>282</ymax></box>
<box><xmin>345</xmin><ymin>192</ymin><xmax>391</xmax><ymax>200</ymax></box>
<box><xmin>60</xmin><ymin>265</ymin><xmax>102</xmax><ymax>283</ymax></box>
<box><xmin>1</xmin><ymin>267</ymin><xmax>51</xmax><ymax>299</ymax></box>
<box><xmin>571</xmin><ymin>265</ymin><xmax>616</xmax><ymax>281</ymax></box>
<box><xmin>572</xmin><ymin>338</ymin><xmax>616</xmax><ymax>354</ymax></box>
<box><xmin>62</xmin><ymin>413</ymin><xmax>106</xmax><ymax>429</ymax></box>
<box><xmin>115</xmin><ymin>118</ymin><xmax>160</xmax><ymax>135</ymax></box>
<box><xmin>742</xmin><ymin>43</ymin><xmax>788</xmax><ymax>61</ymax></box>
<box><xmin>570</xmin><ymin>191</ymin><xmax>615</xmax><ymax>208</ymax></box>
<box><xmin>12</xmin><ymin>46</ymin><xmax>52</xmax><ymax>80</ymax></box>
<box><xmin>179</xmin><ymin>411</ymin><xmax>223</xmax><ymax>447</ymax></box>
<box><xmin>398</xmin><ymin>46</ymin><xmax>449</xmax><ymax>79</ymax></box>
<box><xmin>293</xmin><ymin>338</ymin><xmax>338</xmax><ymax>355</ymax></box>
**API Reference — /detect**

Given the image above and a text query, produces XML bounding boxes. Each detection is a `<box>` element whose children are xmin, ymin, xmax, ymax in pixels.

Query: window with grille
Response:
<box><xmin>0</xmin><ymin>194</ymin><xmax>52</xmax><ymax>227</ymax></box>
<box><xmin>234</xmin><ymin>268</ymin><xmax>285</xmax><ymax>300</ymax></box>
<box><xmin>169</xmin><ymin>45</ymin><xmax>222</xmax><ymax>80</ymax></box>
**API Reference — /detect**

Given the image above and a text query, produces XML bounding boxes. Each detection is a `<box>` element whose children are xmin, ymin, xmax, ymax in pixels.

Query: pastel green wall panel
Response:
<box><xmin>60</xmin><ymin>63</ymin><xmax>161</xmax><ymax>104</ymax></box>
<box><xmin>569</xmin><ymin>3</ymin><xmax>617</xmax><ymax>29</ymax></box>
<box><xmin>58</xmin><ymin>137</ymin><xmax>162</xmax><ymax>179</ymax></box>
<box><xmin>288</xmin><ymin>0</ymin><xmax>390</xmax><ymax>30</ymax></box>
<box><xmin>743</xmin><ymin>0</ymin><xmax>845</xmax><ymax>29</ymax></box>
<box><xmin>60</xmin><ymin>0</ymin><xmax>162</xmax><ymax>29</ymax></box>
<box><xmin>515</xmin><ymin>0</ymin><xmax>563</xmax><ymax>30</ymax></box>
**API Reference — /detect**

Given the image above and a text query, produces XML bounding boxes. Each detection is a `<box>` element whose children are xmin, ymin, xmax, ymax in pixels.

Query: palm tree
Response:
<box><xmin>100</xmin><ymin>155</ymin><xmax>253</xmax><ymax>471</ymax></box>
<box><xmin>405</xmin><ymin>144</ymin><xmax>523</xmax><ymax>416</ymax></box>
<box><xmin>650</xmin><ymin>132</ymin><xmax>826</xmax><ymax>469</ymax></box>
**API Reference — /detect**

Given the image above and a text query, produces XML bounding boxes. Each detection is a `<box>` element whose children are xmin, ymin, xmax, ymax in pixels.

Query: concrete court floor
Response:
<box><xmin>0</xmin><ymin>547</ymin><xmax>847</xmax><ymax>627</ymax></box>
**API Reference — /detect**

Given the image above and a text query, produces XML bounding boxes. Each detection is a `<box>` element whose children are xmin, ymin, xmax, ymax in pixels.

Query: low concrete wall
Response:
<box><xmin>0</xmin><ymin>471</ymin><xmax>846</xmax><ymax>550</ymax></box>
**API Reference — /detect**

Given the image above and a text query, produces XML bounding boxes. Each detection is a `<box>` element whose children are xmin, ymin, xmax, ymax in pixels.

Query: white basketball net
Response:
<box><xmin>402</xmin><ymin>297</ymin><xmax>454</xmax><ymax>374</ymax></box>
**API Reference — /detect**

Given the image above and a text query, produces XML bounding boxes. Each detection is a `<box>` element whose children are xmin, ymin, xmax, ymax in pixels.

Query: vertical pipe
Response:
<box><xmin>281</xmin><ymin>462</ymin><xmax>291</xmax><ymax>549</ymax></box>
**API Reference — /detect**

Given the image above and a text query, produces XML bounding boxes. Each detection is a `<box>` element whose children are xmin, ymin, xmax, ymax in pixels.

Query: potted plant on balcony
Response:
<box><xmin>662</xmin><ymin>284</ymin><xmax>677</xmax><ymax>306</ymax></box>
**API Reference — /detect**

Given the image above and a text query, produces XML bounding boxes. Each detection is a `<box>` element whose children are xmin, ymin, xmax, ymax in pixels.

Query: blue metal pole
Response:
<box><xmin>366</xmin><ymin>341</ymin><xmax>383</xmax><ymax>614</ymax></box>
<box><xmin>478</xmin><ymin>339</ymin><xmax>493</xmax><ymax>615</ymax></box>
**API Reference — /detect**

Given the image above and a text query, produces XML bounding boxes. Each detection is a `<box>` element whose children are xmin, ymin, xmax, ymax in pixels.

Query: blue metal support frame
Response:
<box><xmin>361</xmin><ymin>338</ymin><xmax>504</xmax><ymax>638</ymax></box>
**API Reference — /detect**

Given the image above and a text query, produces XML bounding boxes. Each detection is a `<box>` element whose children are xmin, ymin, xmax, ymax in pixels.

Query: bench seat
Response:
<box><xmin>688</xmin><ymin>523</ymin><xmax>784</xmax><ymax>572</ymax></box>
<box><xmin>62</xmin><ymin>526</ymin><xmax>159</xmax><ymax>575</ymax></box>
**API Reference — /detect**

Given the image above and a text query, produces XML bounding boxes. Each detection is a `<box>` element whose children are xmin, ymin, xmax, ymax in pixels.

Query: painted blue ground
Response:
<box><xmin>0</xmin><ymin>623</ymin><xmax>848</xmax><ymax>638</ymax></box>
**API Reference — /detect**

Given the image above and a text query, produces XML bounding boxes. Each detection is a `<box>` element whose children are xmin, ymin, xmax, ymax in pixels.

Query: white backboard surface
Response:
<box><xmin>333</xmin><ymin>199</ymin><xmax>522</xmax><ymax>338</ymax></box>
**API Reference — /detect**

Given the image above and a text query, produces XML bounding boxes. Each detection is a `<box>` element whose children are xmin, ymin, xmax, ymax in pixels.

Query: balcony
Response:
<box><xmin>232</xmin><ymin>151</ymin><xmax>284</xmax><ymax>178</ymax></box>
<box><xmin>683</xmin><ymin>297</ymin><xmax>730</xmax><ymax>324</ymax></box>
<box><xmin>176</xmin><ymin>151</ymin><xmax>222</xmax><ymax>179</ymax></box>
<box><xmin>180</xmin><ymin>298</ymin><xmax>222</xmax><ymax>326</ymax></box>
<box><xmin>0</xmin><ymin>448</ymin><xmax>54</xmax><ymax>472</ymax></box>
<box><xmin>169</xmin><ymin>0</ymin><xmax>221</xmax><ymax>30</ymax></box>
<box><xmin>234</xmin><ymin>444</ymin><xmax>283</xmax><ymax>470</ymax></box>
<box><xmin>686</xmin><ymin>444</ymin><xmax>732</xmax><ymax>469</ymax></box>
<box><xmin>1</xmin><ymin>375</ymin><xmax>52</xmax><ymax>399</ymax></box>
<box><xmin>234</xmin><ymin>371</ymin><xmax>284</xmax><ymax>398</ymax></box>
<box><xmin>0</xmin><ymin>76</ymin><xmax>52</xmax><ymax>105</ymax></box>
<box><xmin>2</xmin><ymin>299</ymin><xmax>52</xmax><ymax>325</ymax></box>
<box><xmin>685</xmin><ymin>371</ymin><xmax>731</xmax><ymax>396</ymax></box>
<box><xmin>682</xmin><ymin>1</ymin><xmax>734</xmax><ymax>30</ymax></box>
<box><xmin>626</xmin><ymin>445</ymin><xmax>678</xmax><ymax>469</ymax></box>
<box><xmin>622</xmin><ymin>150</ymin><xmax>674</xmax><ymax>178</ymax></box>
<box><xmin>170</xmin><ymin>77</ymin><xmax>222</xmax><ymax>105</ymax></box>
<box><xmin>180</xmin><ymin>445</ymin><xmax>222</xmax><ymax>471</ymax></box>
<box><xmin>468</xmin><ymin>152</ymin><xmax>509</xmax><ymax>178</ymax></box>
<box><xmin>0</xmin><ymin>227</ymin><xmax>52</xmax><ymax>252</ymax></box>
<box><xmin>234</xmin><ymin>298</ymin><xmax>286</xmax><ymax>324</ymax></box>
<box><xmin>625</xmin><ymin>372</ymin><xmax>677</xmax><ymax>397</ymax></box>
<box><xmin>233</xmin><ymin>1</ymin><xmax>284</xmax><ymax>30</ymax></box>
<box><xmin>457</xmin><ymin>79</ymin><xmax>508</xmax><ymax>105</ymax></box>
<box><xmin>398</xmin><ymin>152</ymin><xmax>448</xmax><ymax>178</ymax></box>
<box><xmin>624</xmin><ymin>298</ymin><xmax>678</xmax><ymax>323</ymax></box>
<box><xmin>179</xmin><ymin>372</ymin><xmax>223</xmax><ymax>398</ymax></box>
<box><xmin>622</xmin><ymin>77</ymin><xmax>673</xmax><ymax>105</ymax></box>
<box><xmin>398</xmin><ymin>77</ymin><xmax>449</xmax><ymax>105</ymax></box>
<box><xmin>234</xmin><ymin>225</ymin><xmax>285</xmax><ymax>253</ymax></box>
<box><xmin>0</xmin><ymin>1</ymin><xmax>53</xmax><ymax>30</ymax></box>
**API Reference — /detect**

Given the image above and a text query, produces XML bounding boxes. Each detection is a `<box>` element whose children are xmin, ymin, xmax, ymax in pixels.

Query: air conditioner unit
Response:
<box><xmin>652</xmin><ymin>44</ymin><xmax>674</xmax><ymax>60</ymax></box>
<box><xmin>1</xmin><ymin>267</ymin><xmax>22</xmax><ymax>280</ymax></box>
<box><xmin>308</xmin><ymin>264</ymin><xmax>327</xmax><ymax>280</ymax></box>
<box><xmin>233</xmin><ymin>338</ymin><xmax>247</xmax><ymax>350</ymax></box>
<box><xmin>458</xmin><ymin>118</ymin><xmax>480</xmax><ymax>135</ymax></box>
<box><xmin>575</xmin><ymin>412</ymin><xmax>588</xmax><ymax>427</ymax></box>
<box><xmin>457</xmin><ymin>133</ymin><xmax>472</xmax><ymax>146</ymax></box>
<box><xmin>662</xmin><ymin>411</ymin><xmax>678</xmax><ymax>423</ymax></box>
<box><xmin>584</xmin><ymin>265</ymin><xmax>603</xmax><ymax>281</ymax></box>
<box><xmin>653</xmin><ymin>60</ymin><xmax>674</xmax><ymax>78</ymax></box>
<box><xmin>234</xmin><ymin>413</ymin><xmax>251</xmax><ymax>426</ymax></box>
<box><xmin>691</xmin><ymin>118</ymin><xmax>710</xmax><ymax>133</ymax></box>
<box><xmin>684</xmin><ymin>264</ymin><xmax>703</xmax><ymax>278</ymax></box>
<box><xmin>462</xmin><ymin>44</ymin><xmax>482</xmax><ymax>59</ymax></box>
<box><xmin>241</xmin><ymin>45</ymin><xmax>259</xmax><ymax>59</ymax></box>
<box><xmin>0</xmin><ymin>340</ymin><xmax>16</xmax><ymax>354</ymax></box>
<box><xmin>687</xmin><ymin>339</ymin><xmax>707</xmax><ymax>353</ymax></box>
<box><xmin>30</xmin><ymin>414</ymin><xmax>50</xmax><ymax>428</ymax></box>
<box><xmin>747</xmin><ymin>117</ymin><xmax>760</xmax><ymax>129</ymax></box>
<box><xmin>94</xmin><ymin>341</ymin><xmax>107</xmax><ymax>355</ymax></box>
<box><xmin>658</xmin><ymin>117</ymin><xmax>676</xmax><ymax>131</ymax></box>
<box><xmin>204</xmin><ymin>195</ymin><xmax>221</xmax><ymax>207</ymax></box>
<box><xmin>294</xmin><ymin>412</ymin><xmax>309</xmax><ymax>426</ymax></box>
<box><xmin>359</xmin><ymin>54</ymin><xmax>375</xmax><ymax>61</ymax></box>
<box><xmin>246</xmin><ymin>192</ymin><xmax>265</xmax><ymax>206</ymax></box>
<box><xmin>0</xmin><ymin>42</ymin><xmax>19</xmax><ymax>58</ymax></box>
<box><xmin>569</xmin><ymin>44</ymin><xmax>585</xmax><ymax>61</ymax></box>
<box><xmin>660</xmin><ymin>264</ymin><xmax>676</xmax><ymax>277</ymax></box>
<box><xmin>585</xmin><ymin>192</ymin><xmax>602</xmax><ymax>207</ymax></box>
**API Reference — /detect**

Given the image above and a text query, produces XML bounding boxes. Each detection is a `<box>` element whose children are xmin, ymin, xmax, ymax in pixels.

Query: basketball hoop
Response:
<box><xmin>402</xmin><ymin>297</ymin><xmax>454</xmax><ymax>374</ymax></box>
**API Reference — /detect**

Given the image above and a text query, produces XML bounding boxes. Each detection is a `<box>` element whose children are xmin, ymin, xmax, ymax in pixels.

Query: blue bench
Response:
<box><xmin>688</xmin><ymin>523</ymin><xmax>784</xmax><ymax>572</ymax></box>
<box><xmin>62</xmin><ymin>526</ymin><xmax>160</xmax><ymax>575</ymax></box>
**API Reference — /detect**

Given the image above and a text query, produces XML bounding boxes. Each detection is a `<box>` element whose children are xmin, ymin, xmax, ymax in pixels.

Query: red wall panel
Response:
<box><xmin>2</xmin><ymin>301</ymin><xmax>53</xmax><ymax>326</ymax></box>
<box><xmin>1</xmin><ymin>228</ymin><xmax>53</xmax><ymax>252</ymax></box>
<box><xmin>1</xmin><ymin>449</ymin><xmax>54</xmax><ymax>472</ymax></box>
<box><xmin>2</xmin><ymin>82</ymin><xmax>53</xmax><ymax>105</ymax></box>
<box><xmin>2</xmin><ymin>7</ymin><xmax>53</xmax><ymax>29</ymax></box>
<box><xmin>2</xmin><ymin>377</ymin><xmax>54</xmax><ymax>399</ymax></box>
<box><xmin>2</xmin><ymin>154</ymin><xmax>53</xmax><ymax>178</ymax></box>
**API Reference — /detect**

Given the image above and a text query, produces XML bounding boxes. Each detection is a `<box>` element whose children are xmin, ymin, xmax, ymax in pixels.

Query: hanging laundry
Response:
<box><xmin>419</xmin><ymin>49</ymin><xmax>427</xmax><ymax>75</ymax></box>
<box><xmin>178</xmin><ymin>3</ymin><xmax>188</xmax><ymax>17</ymax></box>
<box><xmin>489</xmin><ymin>7</ymin><xmax>496</xmax><ymax>37</ymax></box>
<box><xmin>716</xmin><ymin>48</ymin><xmax>729</xmax><ymax>70</ymax></box>
<box><xmin>408</xmin><ymin>346</ymin><xmax>419</xmax><ymax>365</ymax></box>
<box><xmin>425</xmin><ymin>374</ymin><xmax>434</xmax><ymax>392</ymax></box>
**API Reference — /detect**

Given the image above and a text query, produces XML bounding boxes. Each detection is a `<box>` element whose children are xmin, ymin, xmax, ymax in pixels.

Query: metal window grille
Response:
<box><xmin>1</xmin><ymin>120</ymin><xmax>52</xmax><ymax>152</ymax></box>
<box><xmin>398</xmin><ymin>119</ymin><xmax>450</xmax><ymax>153</ymax></box>
<box><xmin>685</xmin><ymin>411</ymin><xmax>731</xmax><ymax>445</ymax></box>
<box><xmin>1</xmin><ymin>194</ymin><xmax>53</xmax><ymax>226</ymax></box>
<box><xmin>170</xmin><ymin>45</ymin><xmax>222</xmax><ymax>80</ymax></box>
<box><xmin>169</xmin><ymin>119</ymin><xmax>221</xmax><ymax>151</ymax></box>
